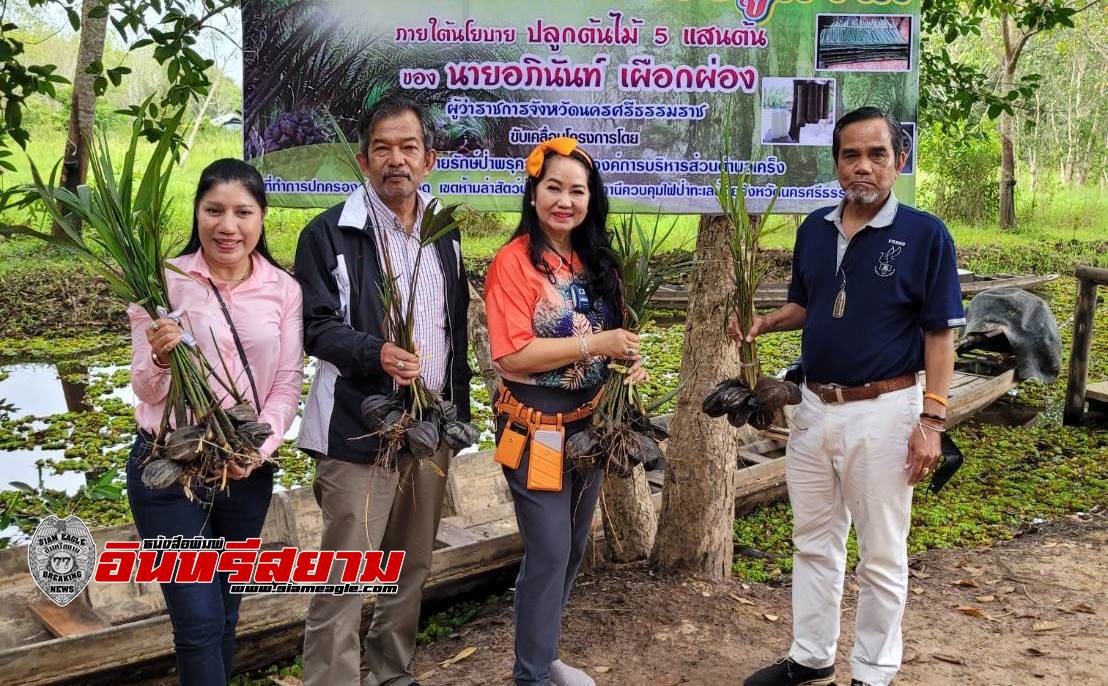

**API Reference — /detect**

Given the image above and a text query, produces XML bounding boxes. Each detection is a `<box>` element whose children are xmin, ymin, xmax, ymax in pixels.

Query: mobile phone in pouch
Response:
<box><xmin>528</xmin><ymin>428</ymin><xmax>564</xmax><ymax>492</ymax></box>
<box><xmin>494</xmin><ymin>422</ymin><xmax>528</xmax><ymax>469</ymax></box>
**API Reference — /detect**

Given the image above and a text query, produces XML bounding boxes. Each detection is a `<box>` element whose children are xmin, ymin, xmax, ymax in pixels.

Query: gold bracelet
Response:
<box><xmin>923</xmin><ymin>391</ymin><xmax>948</xmax><ymax>408</ymax></box>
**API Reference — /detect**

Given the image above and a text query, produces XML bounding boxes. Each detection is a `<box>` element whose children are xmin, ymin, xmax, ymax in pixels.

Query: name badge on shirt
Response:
<box><xmin>570</xmin><ymin>283</ymin><xmax>591</xmax><ymax>313</ymax></box>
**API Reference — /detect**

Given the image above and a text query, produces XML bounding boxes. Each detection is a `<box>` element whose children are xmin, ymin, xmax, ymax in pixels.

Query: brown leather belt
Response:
<box><xmin>805</xmin><ymin>373</ymin><xmax>918</xmax><ymax>404</ymax></box>
<box><xmin>493</xmin><ymin>385</ymin><xmax>603</xmax><ymax>431</ymax></box>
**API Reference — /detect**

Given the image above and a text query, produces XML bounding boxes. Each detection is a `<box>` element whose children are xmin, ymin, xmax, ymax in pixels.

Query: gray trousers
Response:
<box><xmin>302</xmin><ymin>446</ymin><xmax>450</xmax><ymax>686</ymax></box>
<box><xmin>503</xmin><ymin>446</ymin><xmax>604</xmax><ymax>686</ymax></box>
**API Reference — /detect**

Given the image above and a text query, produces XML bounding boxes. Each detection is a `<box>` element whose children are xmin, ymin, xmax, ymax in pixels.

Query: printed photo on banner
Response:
<box><xmin>760</xmin><ymin>77</ymin><xmax>836</xmax><ymax>146</ymax></box>
<box><xmin>815</xmin><ymin>14</ymin><xmax>913</xmax><ymax>72</ymax></box>
<box><xmin>901</xmin><ymin>121</ymin><xmax>916</xmax><ymax>174</ymax></box>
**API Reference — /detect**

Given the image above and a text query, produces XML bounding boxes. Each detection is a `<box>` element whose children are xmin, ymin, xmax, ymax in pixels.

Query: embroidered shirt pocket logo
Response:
<box><xmin>874</xmin><ymin>245</ymin><xmax>902</xmax><ymax>278</ymax></box>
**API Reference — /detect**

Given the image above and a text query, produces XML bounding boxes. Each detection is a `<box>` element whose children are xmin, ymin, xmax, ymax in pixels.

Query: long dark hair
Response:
<box><xmin>509</xmin><ymin>150</ymin><xmax>620</xmax><ymax>306</ymax></box>
<box><xmin>178</xmin><ymin>158</ymin><xmax>281</xmax><ymax>268</ymax></box>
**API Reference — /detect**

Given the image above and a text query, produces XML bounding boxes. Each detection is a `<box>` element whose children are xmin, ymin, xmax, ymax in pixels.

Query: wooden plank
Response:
<box><xmin>734</xmin><ymin>460</ymin><xmax>788</xmax><ymax>516</ymax></box>
<box><xmin>922</xmin><ymin>369</ymin><xmax>1016</xmax><ymax>427</ymax></box>
<box><xmin>737</xmin><ymin>449</ymin><xmax>773</xmax><ymax>465</ymax></box>
<box><xmin>652</xmin><ymin>274</ymin><xmax>1059</xmax><ymax>311</ymax></box>
<box><xmin>1086</xmin><ymin>381</ymin><xmax>1108</xmax><ymax>404</ymax></box>
<box><xmin>1064</xmin><ymin>276</ymin><xmax>1099</xmax><ymax>425</ymax></box>
<box><xmin>435</xmin><ymin>519</ymin><xmax>480</xmax><ymax>548</ymax></box>
<box><xmin>960</xmin><ymin>273</ymin><xmax>1058</xmax><ymax>295</ymax></box>
<box><xmin>442</xmin><ymin>449</ymin><xmax>509</xmax><ymax>519</ymax></box>
<box><xmin>27</xmin><ymin>599</ymin><xmax>109</xmax><ymax>639</ymax></box>
<box><xmin>0</xmin><ymin>522</ymin><xmax>526</xmax><ymax>686</ymax></box>
<box><xmin>1075</xmin><ymin>265</ymin><xmax>1108</xmax><ymax>285</ymax></box>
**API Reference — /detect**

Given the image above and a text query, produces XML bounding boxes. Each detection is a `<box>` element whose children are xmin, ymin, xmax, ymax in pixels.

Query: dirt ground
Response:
<box><xmin>412</xmin><ymin>514</ymin><xmax>1108</xmax><ymax>686</ymax></box>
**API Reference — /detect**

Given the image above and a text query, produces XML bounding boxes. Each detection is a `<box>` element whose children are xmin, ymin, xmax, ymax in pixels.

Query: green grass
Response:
<box><xmin>732</xmin><ymin>275</ymin><xmax>1108</xmax><ymax>582</ymax></box>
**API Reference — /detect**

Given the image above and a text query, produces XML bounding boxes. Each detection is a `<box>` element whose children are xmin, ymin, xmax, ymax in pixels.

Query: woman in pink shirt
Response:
<box><xmin>125</xmin><ymin>158</ymin><xmax>303</xmax><ymax>685</ymax></box>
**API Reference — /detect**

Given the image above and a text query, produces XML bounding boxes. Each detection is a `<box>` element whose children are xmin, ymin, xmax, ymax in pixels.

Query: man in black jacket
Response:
<box><xmin>296</xmin><ymin>95</ymin><xmax>473</xmax><ymax>686</ymax></box>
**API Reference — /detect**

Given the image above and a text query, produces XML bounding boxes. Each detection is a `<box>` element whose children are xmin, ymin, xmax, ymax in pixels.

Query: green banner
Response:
<box><xmin>243</xmin><ymin>0</ymin><xmax>919</xmax><ymax>213</ymax></box>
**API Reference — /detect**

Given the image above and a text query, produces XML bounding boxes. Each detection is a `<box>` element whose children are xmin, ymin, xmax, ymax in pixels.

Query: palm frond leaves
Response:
<box><xmin>1</xmin><ymin>107</ymin><xmax>269</xmax><ymax>492</ymax></box>
<box><xmin>609</xmin><ymin>214</ymin><xmax>694</xmax><ymax>332</ymax></box>
<box><xmin>327</xmin><ymin>112</ymin><xmax>477</xmax><ymax>460</ymax></box>
<box><xmin>716</xmin><ymin>111</ymin><xmax>779</xmax><ymax>388</ymax></box>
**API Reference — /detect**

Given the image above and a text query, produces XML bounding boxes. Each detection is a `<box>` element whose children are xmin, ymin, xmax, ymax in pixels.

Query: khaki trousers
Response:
<box><xmin>302</xmin><ymin>446</ymin><xmax>451</xmax><ymax>686</ymax></box>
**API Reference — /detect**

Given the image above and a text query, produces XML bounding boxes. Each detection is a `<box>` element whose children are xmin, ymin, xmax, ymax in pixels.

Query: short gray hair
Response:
<box><xmin>832</xmin><ymin>106</ymin><xmax>908</xmax><ymax>161</ymax></box>
<box><xmin>357</xmin><ymin>95</ymin><xmax>435</xmax><ymax>157</ymax></box>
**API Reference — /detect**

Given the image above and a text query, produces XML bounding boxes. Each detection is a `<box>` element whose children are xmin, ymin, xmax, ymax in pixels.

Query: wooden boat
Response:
<box><xmin>0</xmin><ymin>358</ymin><xmax>1016</xmax><ymax>684</ymax></box>
<box><xmin>650</xmin><ymin>272</ymin><xmax>1059</xmax><ymax>312</ymax></box>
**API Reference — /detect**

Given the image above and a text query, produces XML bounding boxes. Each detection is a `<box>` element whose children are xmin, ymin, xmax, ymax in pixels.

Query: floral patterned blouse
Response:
<box><xmin>484</xmin><ymin>235</ymin><xmax>615</xmax><ymax>390</ymax></box>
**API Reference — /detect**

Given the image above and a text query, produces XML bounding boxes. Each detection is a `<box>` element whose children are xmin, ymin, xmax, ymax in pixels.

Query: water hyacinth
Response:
<box><xmin>0</xmin><ymin>108</ymin><xmax>272</xmax><ymax>495</ymax></box>
<box><xmin>702</xmin><ymin>127</ymin><xmax>800</xmax><ymax>429</ymax></box>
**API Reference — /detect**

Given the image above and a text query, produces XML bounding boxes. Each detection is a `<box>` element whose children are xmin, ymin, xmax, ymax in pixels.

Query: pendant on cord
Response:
<box><xmin>832</xmin><ymin>272</ymin><xmax>847</xmax><ymax>319</ymax></box>
<box><xmin>832</xmin><ymin>287</ymin><xmax>846</xmax><ymax>319</ymax></box>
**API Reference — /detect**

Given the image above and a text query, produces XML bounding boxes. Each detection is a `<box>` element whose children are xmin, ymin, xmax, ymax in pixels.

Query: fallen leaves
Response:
<box><xmin>763</xmin><ymin>613</ymin><xmax>779</xmax><ymax>622</ymax></box>
<box><xmin>1025</xmin><ymin>647</ymin><xmax>1050</xmax><ymax>657</ymax></box>
<box><xmin>729</xmin><ymin>592</ymin><xmax>754</xmax><ymax>606</ymax></box>
<box><xmin>933</xmin><ymin>653</ymin><xmax>966</xmax><ymax>665</ymax></box>
<box><xmin>268</xmin><ymin>677</ymin><xmax>303</xmax><ymax>686</ymax></box>
<box><xmin>1032</xmin><ymin>621</ymin><xmax>1061</xmax><ymax>632</ymax></box>
<box><xmin>955</xmin><ymin>605</ymin><xmax>988</xmax><ymax>619</ymax></box>
<box><xmin>596</xmin><ymin>666</ymin><xmax>612</xmax><ymax>674</ymax></box>
<box><xmin>1072</xmin><ymin>603</ymin><xmax>1096</xmax><ymax>614</ymax></box>
<box><xmin>439</xmin><ymin>646</ymin><xmax>478</xmax><ymax>666</ymax></box>
<box><xmin>976</xmin><ymin>594</ymin><xmax>997</xmax><ymax>603</ymax></box>
<box><xmin>954</xmin><ymin>578</ymin><xmax>980</xmax><ymax>588</ymax></box>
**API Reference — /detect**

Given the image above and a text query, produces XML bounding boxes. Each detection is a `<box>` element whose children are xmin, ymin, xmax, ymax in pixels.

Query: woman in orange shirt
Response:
<box><xmin>484</xmin><ymin>138</ymin><xmax>646</xmax><ymax>686</ymax></box>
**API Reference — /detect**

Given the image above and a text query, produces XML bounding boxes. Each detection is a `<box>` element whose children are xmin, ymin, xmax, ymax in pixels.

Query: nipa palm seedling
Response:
<box><xmin>701</xmin><ymin>143</ymin><xmax>800</xmax><ymax>429</ymax></box>
<box><xmin>1</xmin><ymin>110</ymin><xmax>271</xmax><ymax>496</ymax></box>
<box><xmin>565</xmin><ymin>215</ymin><xmax>690</xmax><ymax>477</ymax></box>
<box><xmin>329</xmin><ymin>118</ymin><xmax>480</xmax><ymax>468</ymax></box>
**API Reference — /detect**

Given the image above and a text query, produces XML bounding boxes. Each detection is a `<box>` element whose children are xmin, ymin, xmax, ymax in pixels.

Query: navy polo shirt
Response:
<box><xmin>787</xmin><ymin>193</ymin><xmax>966</xmax><ymax>386</ymax></box>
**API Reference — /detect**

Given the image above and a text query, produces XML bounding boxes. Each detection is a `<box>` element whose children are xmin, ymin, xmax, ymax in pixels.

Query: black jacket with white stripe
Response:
<box><xmin>293</xmin><ymin>190</ymin><xmax>473</xmax><ymax>463</ymax></box>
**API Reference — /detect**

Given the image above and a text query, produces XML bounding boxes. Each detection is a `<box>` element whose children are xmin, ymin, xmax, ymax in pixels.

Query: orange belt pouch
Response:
<box><xmin>527</xmin><ymin>425</ymin><xmax>564</xmax><ymax>492</ymax></box>
<box><xmin>494</xmin><ymin>421</ymin><xmax>528</xmax><ymax>470</ymax></box>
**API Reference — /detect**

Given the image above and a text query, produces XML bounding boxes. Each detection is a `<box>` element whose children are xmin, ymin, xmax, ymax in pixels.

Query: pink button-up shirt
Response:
<box><xmin>129</xmin><ymin>250</ymin><xmax>304</xmax><ymax>458</ymax></box>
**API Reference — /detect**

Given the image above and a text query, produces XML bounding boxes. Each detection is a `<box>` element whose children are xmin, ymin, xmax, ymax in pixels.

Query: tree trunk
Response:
<box><xmin>54</xmin><ymin>0</ymin><xmax>108</xmax><ymax>238</ymax></box>
<box><xmin>998</xmin><ymin>101</ymin><xmax>1017</xmax><ymax>229</ymax></box>
<box><xmin>467</xmin><ymin>279</ymin><xmax>499</xmax><ymax>400</ymax></box>
<box><xmin>179</xmin><ymin>77</ymin><xmax>222</xmax><ymax>166</ymax></box>
<box><xmin>600</xmin><ymin>465</ymin><xmax>657</xmax><ymax>562</ymax></box>
<box><xmin>650</xmin><ymin>215</ymin><xmax>746</xmax><ymax>579</ymax></box>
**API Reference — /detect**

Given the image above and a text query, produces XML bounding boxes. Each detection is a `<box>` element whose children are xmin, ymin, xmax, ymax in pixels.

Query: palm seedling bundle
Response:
<box><xmin>328</xmin><ymin>127</ymin><xmax>480</xmax><ymax>468</ymax></box>
<box><xmin>701</xmin><ymin>159</ymin><xmax>800</xmax><ymax>429</ymax></box>
<box><xmin>2</xmin><ymin>112</ymin><xmax>272</xmax><ymax>496</ymax></box>
<box><xmin>564</xmin><ymin>216</ymin><xmax>690</xmax><ymax>477</ymax></box>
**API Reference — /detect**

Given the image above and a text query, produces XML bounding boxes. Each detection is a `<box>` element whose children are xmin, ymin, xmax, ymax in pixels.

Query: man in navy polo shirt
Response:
<box><xmin>738</xmin><ymin>107</ymin><xmax>965</xmax><ymax>686</ymax></box>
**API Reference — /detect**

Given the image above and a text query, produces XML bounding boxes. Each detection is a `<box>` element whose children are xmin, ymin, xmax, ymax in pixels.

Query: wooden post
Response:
<box><xmin>1063</xmin><ymin>265</ymin><xmax>1108</xmax><ymax>425</ymax></box>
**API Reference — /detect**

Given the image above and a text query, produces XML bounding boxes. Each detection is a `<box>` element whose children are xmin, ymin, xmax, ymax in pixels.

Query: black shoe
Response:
<box><xmin>743</xmin><ymin>657</ymin><xmax>835</xmax><ymax>686</ymax></box>
<box><xmin>850</xmin><ymin>681</ymin><xmax>872</xmax><ymax>686</ymax></box>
